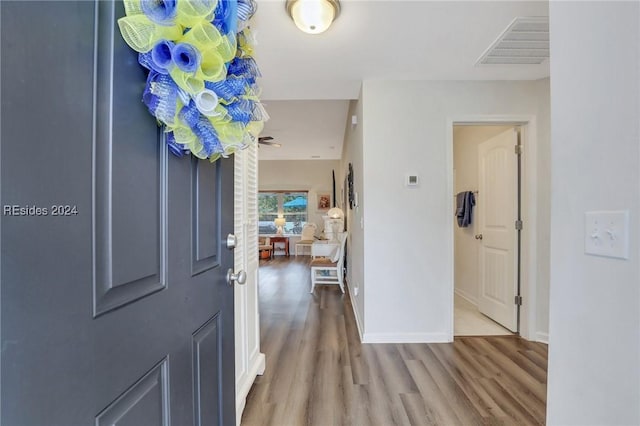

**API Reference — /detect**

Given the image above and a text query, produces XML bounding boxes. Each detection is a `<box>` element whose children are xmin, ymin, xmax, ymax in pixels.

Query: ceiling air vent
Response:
<box><xmin>476</xmin><ymin>17</ymin><xmax>549</xmax><ymax>65</ymax></box>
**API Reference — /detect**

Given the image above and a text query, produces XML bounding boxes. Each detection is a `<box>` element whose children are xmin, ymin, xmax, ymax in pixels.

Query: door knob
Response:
<box><xmin>475</xmin><ymin>234</ymin><xmax>483</xmax><ymax>240</ymax></box>
<box><xmin>226</xmin><ymin>269</ymin><xmax>246</xmax><ymax>286</ymax></box>
<box><xmin>226</xmin><ymin>234</ymin><xmax>237</xmax><ymax>250</ymax></box>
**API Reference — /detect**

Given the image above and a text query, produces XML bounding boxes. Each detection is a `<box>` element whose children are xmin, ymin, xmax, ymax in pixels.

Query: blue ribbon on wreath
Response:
<box><xmin>179</xmin><ymin>100</ymin><xmax>223</xmax><ymax>156</ymax></box>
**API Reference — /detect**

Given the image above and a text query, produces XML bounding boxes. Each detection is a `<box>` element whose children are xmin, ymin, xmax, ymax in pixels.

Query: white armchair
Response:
<box><xmin>295</xmin><ymin>223</ymin><xmax>317</xmax><ymax>256</ymax></box>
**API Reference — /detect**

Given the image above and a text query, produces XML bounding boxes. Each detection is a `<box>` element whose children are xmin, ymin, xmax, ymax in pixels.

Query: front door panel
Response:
<box><xmin>1</xmin><ymin>2</ymin><xmax>236</xmax><ymax>425</ymax></box>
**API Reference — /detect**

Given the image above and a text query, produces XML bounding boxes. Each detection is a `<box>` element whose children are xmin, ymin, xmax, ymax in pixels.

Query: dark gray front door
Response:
<box><xmin>1</xmin><ymin>1</ymin><xmax>235</xmax><ymax>425</ymax></box>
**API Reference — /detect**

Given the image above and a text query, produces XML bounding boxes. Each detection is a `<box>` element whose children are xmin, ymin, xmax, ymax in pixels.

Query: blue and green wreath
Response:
<box><xmin>118</xmin><ymin>0</ymin><xmax>267</xmax><ymax>161</ymax></box>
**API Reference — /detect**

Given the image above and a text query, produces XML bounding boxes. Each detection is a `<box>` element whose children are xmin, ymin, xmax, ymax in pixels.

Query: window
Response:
<box><xmin>258</xmin><ymin>192</ymin><xmax>278</xmax><ymax>234</ymax></box>
<box><xmin>258</xmin><ymin>191</ymin><xmax>308</xmax><ymax>234</ymax></box>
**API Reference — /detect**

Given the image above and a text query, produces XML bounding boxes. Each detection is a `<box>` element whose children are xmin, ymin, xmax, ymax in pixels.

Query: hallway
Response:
<box><xmin>241</xmin><ymin>257</ymin><xmax>548</xmax><ymax>425</ymax></box>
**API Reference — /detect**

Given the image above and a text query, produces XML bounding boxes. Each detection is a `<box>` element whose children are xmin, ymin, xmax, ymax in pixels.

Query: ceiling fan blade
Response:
<box><xmin>258</xmin><ymin>141</ymin><xmax>282</xmax><ymax>148</ymax></box>
<box><xmin>257</xmin><ymin>136</ymin><xmax>281</xmax><ymax>147</ymax></box>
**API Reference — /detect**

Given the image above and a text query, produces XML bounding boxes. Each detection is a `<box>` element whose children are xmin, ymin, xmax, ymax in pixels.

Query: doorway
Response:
<box><xmin>453</xmin><ymin>124</ymin><xmax>522</xmax><ymax>336</ymax></box>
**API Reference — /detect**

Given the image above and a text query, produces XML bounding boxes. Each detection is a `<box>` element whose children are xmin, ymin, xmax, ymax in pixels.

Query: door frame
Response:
<box><xmin>446</xmin><ymin>115</ymin><xmax>538</xmax><ymax>341</ymax></box>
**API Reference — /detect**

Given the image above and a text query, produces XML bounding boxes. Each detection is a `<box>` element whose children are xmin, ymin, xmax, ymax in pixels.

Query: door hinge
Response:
<box><xmin>515</xmin><ymin>295</ymin><xmax>523</xmax><ymax>306</ymax></box>
<box><xmin>515</xmin><ymin>219</ymin><xmax>523</xmax><ymax>230</ymax></box>
<box><xmin>515</xmin><ymin>145</ymin><xmax>522</xmax><ymax>155</ymax></box>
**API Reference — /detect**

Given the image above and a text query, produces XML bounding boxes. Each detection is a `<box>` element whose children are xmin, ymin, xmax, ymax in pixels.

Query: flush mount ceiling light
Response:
<box><xmin>286</xmin><ymin>0</ymin><xmax>340</xmax><ymax>34</ymax></box>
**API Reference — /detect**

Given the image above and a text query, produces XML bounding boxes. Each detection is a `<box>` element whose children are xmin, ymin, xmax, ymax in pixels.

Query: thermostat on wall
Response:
<box><xmin>406</xmin><ymin>175</ymin><xmax>419</xmax><ymax>186</ymax></box>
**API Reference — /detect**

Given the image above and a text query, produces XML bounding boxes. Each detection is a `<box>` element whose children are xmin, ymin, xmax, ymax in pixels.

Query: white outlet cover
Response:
<box><xmin>584</xmin><ymin>210</ymin><xmax>629</xmax><ymax>259</ymax></box>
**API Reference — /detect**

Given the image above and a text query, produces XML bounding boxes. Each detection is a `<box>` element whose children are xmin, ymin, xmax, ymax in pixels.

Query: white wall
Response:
<box><xmin>340</xmin><ymin>95</ymin><xmax>366</xmax><ymax>337</ymax></box>
<box><xmin>547</xmin><ymin>2</ymin><xmax>640</xmax><ymax>424</ymax></box>
<box><xmin>453</xmin><ymin>125</ymin><xmax>511</xmax><ymax>303</ymax></box>
<box><xmin>258</xmin><ymin>159</ymin><xmax>340</xmax><ymax>239</ymax></box>
<box><xmin>361</xmin><ymin>79</ymin><xmax>550</xmax><ymax>342</ymax></box>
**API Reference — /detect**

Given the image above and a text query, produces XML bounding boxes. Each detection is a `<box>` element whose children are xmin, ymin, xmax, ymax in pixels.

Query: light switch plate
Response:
<box><xmin>584</xmin><ymin>210</ymin><xmax>629</xmax><ymax>259</ymax></box>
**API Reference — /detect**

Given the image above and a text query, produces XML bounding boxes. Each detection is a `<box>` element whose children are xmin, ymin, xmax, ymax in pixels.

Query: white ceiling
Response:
<box><xmin>258</xmin><ymin>100</ymin><xmax>350</xmax><ymax>160</ymax></box>
<box><xmin>252</xmin><ymin>0</ymin><xmax>550</xmax><ymax>160</ymax></box>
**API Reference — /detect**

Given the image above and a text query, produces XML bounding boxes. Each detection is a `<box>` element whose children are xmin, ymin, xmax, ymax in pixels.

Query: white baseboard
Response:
<box><xmin>536</xmin><ymin>332</ymin><xmax>549</xmax><ymax>344</ymax></box>
<box><xmin>236</xmin><ymin>396</ymin><xmax>246</xmax><ymax>426</ymax></box>
<box><xmin>346</xmin><ymin>281</ymin><xmax>449</xmax><ymax>344</ymax></box>
<box><xmin>235</xmin><ymin>352</ymin><xmax>266</xmax><ymax>426</ymax></box>
<box><xmin>362</xmin><ymin>332</ymin><xmax>450</xmax><ymax>344</ymax></box>
<box><xmin>454</xmin><ymin>288</ymin><xmax>478</xmax><ymax>306</ymax></box>
<box><xmin>347</xmin><ymin>283</ymin><xmax>364</xmax><ymax>342</ymax></box>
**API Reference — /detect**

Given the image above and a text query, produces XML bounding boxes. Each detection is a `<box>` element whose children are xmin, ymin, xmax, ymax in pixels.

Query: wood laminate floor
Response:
<box><xmin>241</xmin><ymin>257</ymin><xmax>548</xmax><ymax>426</ymax></box>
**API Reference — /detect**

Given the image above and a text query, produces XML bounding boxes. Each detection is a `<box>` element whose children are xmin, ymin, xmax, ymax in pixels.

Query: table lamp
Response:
<box><xmin>326</xmin><ymin>207</ymin><xmax>344</xmax><ymax>241</ymax></box>
<box><xmin>327</xmin><ymin>207</ymin><xmax>344</xmax><ymax>219</ymax></box>
<box><xmin>274</xmin><ymin>217</ymin><xmax>286</xmax><ymax>235</ymax></box>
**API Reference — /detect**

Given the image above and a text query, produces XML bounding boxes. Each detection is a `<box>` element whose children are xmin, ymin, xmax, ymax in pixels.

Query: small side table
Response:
<box><xmin>270</xmin><ymin>236</ymin><xmax>290</xmax><ymax>256</ymax></box>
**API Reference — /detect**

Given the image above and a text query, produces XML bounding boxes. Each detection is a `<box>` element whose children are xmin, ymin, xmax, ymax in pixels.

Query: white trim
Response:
<box><xmin>446</xmin><ymin>121</ymin><xmax>455</xmax><ymax>342</ymax></box>
<box><xmin>520</xmin><ymin>120</ymin><xmax>538</xmax><ymax>342</ymax></box>
<box><xmin>346</xmin><ymin>281</ymin><xmax>364</xmax><ymax>342</ymax></box>
<box><xmin>454</xmin><ymin>288</ymin><xmax>478</xmax><ymax>306</ymax></box>
<box><xmin>536</xmin><ymin>332</ymin><xmax>549</xmax><ymax>345</ymax></box>
<box><xmin>362</xmin><ymin>332</ymin><xmax>450</xmax><ymax>344</ymax></box>
<box><xmin>235</xmin><ymin>352</ymin><xmax>266</xmax><ymax>426</ymax></box>
<box><xmin>447</xmin><ymin>115</ymin><xmax>539</xmax><ymax>342</ymax></box>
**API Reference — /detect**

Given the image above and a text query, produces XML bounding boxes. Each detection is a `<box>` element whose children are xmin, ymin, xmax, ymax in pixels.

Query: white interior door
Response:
<box><xmin>477</xmin><ymin>128</ymin><xmax>519</xmax><ymax>332</ymax></box>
